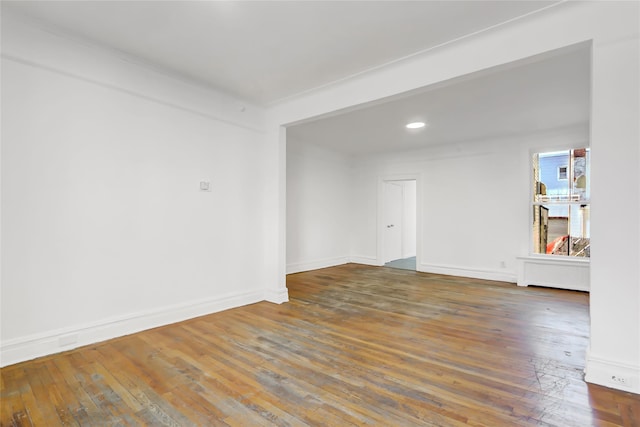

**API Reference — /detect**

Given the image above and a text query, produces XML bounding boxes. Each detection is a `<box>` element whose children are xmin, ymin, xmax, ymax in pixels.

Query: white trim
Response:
<box><xmin>585</xmin><ymin>353</ymin><xmax>640</xmax><ymax>394</ymax></box>
<box><xmin>277</xmin><ymin>125</ymin><xmax>289</xmax><ymax>300</ymax></box>
<box><xmin>516</xmin><ymin>255</ymin><xmax>590</xmax><ymax>291</ymax></box>
<box><xmin>377</xmin><ymin>173</ymin><xmax>423</xmax><ymax>269</ymax></box>
<box><xmin>268</xmin><ymin>1</ymin><xmax>566</xmax><ymax>106</ymax></box>
<box><xmin>1</xmin><ymin>14</ymin><xmax>265</xmax><ymax>133</ymax></box>
<box><xmin>264</xmin><ymin>288</ymin><xmax>289</xmax><ymax>305</ymax></box>
<box><xmin>349</xmin><ymin>256</ymin><xmax>383</xmax><ymax>266</ymax></box>
<box><xmin>1</xmin><ymin>54</ymin><xmax>263</xmax><ymax>134</ymax></box>
<box><xmin>286</xmin><ymin>256</ymin><xmax>349</xmax><ymax>275</ymax></box>
<box><xmin>528</xmin><ymin>145</ymin><xmax>590</xmax><ymax>257</ymax></box>
<box><xmin>0</xmin><ymin>289</ymin><xmax>264</xmax><ymax>368</ymax></box>
<box><xmin>3</xmin><ymin>8</ymin><xmax>254</xmax><ymax>106</ymax></box>
<box><xmin>557</xmin><ymin>164</ymin><xmax>569</xmax><ymax>181</ymax></box>
<box><xmin>418</xmin><ymin>263</ymin><xmax>517</xmax><ymax>283</ymax></box>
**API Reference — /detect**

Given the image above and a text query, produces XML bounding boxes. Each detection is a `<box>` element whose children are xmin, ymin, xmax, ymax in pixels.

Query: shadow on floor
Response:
<box><xmin>384</xmin><ymin>256</ymin><xmax>416</xmax><ymax>271</ymax></box>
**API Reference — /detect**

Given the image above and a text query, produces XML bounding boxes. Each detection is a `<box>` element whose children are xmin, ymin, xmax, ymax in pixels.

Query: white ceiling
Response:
<box><xmin>3</xmin><ymin>0</ymin><xmax>560</xmax><ymax>106</ymax></box>
<box><xmin>3</xmin><ymin>1</ymin><xmax>590</xmax><ymax>155</ymax></box>
<box><xmin>288</xmin><ymin>46</ymin><xmax>591</xmax><ymax>155</ymax></box>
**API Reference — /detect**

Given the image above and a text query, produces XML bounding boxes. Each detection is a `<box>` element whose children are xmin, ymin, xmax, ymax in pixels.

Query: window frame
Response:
<box><xmin>557</xmin><ymin>165</ymin><xmax>569</xmax><ymax>181</ymax></box>
<box><xmin>530</xmin><ymin>146</ymin><xmax>590</xmax><ymax>259</ymax></box>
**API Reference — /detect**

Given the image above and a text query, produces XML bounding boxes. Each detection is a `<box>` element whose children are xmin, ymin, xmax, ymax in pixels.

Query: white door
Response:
<box><xmin>383</xmin><ymin>182</ymin><xmax>403</xmax><ymax>263</ymax></box>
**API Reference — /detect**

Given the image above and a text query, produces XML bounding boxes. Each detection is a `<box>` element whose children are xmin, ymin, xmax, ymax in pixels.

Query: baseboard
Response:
<box><xmin>286</xmin><ymin>256</ymin><xmax>349</xmax><ymax>274</ymax></box>
<box><xmin>264</xmin><ymin>287</ymin><xmax>289</xmax><ymax>304</ymax></box>
<box><xmin>0</xmin><ymin>289</ymin><xmax>264</xmax><ymax>368</ymax></box>
<box><xmin>349</xmin><ymin>256</ymin><xmax>383</xmax><ymax>266</ymax></box>
<box><xmin>418</xmin><ymin>263</ymin><xmax>517</xmax><ymax>283</ymax></box>
<box><xmin>585</xmin><ymin>353</ymin><xmax>640</xmax><ymax>394</ymax></box>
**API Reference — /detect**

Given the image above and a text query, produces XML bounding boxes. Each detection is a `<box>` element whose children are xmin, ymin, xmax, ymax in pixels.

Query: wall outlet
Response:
<box><xmin>610</xmin><ymin>375</ymin><xmax>631</xmax><ymax>387</ymax></box>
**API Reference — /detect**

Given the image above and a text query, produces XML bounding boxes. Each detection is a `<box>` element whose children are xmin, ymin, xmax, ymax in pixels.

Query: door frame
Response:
<box><xmin>382</xmin><ymin>181</ymin><xmax>404</xmax><ymax>263</ymax></box>
<box><xmin>377</xmin><ymin>173</ymin><xmax>422</xmax><ymax>269</ymax></box>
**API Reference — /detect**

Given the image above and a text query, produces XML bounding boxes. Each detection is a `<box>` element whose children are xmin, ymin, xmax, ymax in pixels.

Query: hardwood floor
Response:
<box><xmin>1</xmin><ymin>264</ymin><xmax>639</xmax><ymax>426</ymax></box>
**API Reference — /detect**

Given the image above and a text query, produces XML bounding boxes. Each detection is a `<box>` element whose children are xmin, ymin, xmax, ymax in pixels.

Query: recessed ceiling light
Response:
<box><xmin>406</xmin><ymin>122</ymin><xmax>426</xmax><ymax>129</ymax></box>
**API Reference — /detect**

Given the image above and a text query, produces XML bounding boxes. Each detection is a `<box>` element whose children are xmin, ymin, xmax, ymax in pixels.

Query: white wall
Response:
<box><xmin>350</xmin><ymin>127</ymin><xmax>588</xmax><ymax>282</ymax></box>
<box><xmin>401</xmin><ymin>180</ymin><xmax>416</xmax><ymax>259</ymax></box>
<box><xmin>286</xmin><ymin>142</ymin><xmax>351</xmax><ymax>273</ymax></box>
<box><xmin>270</xmin><ymin>1</ymin><xmax>640</xmax><ymax>393</ymax></box>
<box><xmin>587</xmin><ymin>25</ymin><xmax>640</xmax><ymax>392</ymax></box>
<box><xmin>1</xmin><ymin>14</ymin><xmax>271</xmax><ymax>366</ymax></box>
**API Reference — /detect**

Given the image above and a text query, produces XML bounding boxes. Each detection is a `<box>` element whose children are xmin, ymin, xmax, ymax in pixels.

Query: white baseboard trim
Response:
<box><xmin>264</xmin><ymin>287</ymin><xmax>289</xmax><ymax>304</ymax></box>
<box><xmin>349</xmin><ymin>256</ymin><xmax>383</xmax><ymax>266</ymax></box>
<box><xmin>418</xmin><ymin>263</ymin><xmax>517</xmax><ymax>283</ymax></box>
<box><xmin>286</xmin><ymin>256</ymin><xmax>349</xmax><ymax>274</ymax></box>
<box><xmin>0</xmin><ymin>289</ymin><xmax>264</xmax><ymax>368</ymax></box>
<box><xmin>585</xmin><ymin>353</ymin><xmax>640</xmax><ymax>394</ymax></box>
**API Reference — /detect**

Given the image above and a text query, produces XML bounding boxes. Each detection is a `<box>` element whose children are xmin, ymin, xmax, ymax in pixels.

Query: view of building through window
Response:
<box><xmin>532</xmin><ymin>148</ymin><xmax>590</xmax><ymax>257</ymax></box>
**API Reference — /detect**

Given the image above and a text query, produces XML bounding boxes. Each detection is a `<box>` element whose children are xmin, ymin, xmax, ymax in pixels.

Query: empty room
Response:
<box><xmin>1</xmin><ymin>1</ymin><xmax>639</xmax><ymax>426</ymax></box>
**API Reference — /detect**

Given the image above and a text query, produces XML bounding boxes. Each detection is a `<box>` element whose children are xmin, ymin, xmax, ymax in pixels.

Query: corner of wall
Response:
<box><xmin>286</xmin><ymin>256</ymin><xmax>350</xmax><ymax>275</ymax></box>
<box><xmin>585</xmin><ymin>353</ymin><xmax>640</xmax><ymax>394</ymax></box>
<box><xmin>349</xmin><ymin>256</ymin><xmax>383</xmax><ymax>267</ymax></box>
<box><xmin>264</xmin><ymin>288</ymin><xmax>289</xmax><ymax>305</ymax></box>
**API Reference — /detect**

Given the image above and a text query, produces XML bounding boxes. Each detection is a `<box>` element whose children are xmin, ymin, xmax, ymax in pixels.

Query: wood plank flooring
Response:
<box><xmin>1</xmin><ymin>264</ymin><xmax>639</xmax><ymax>426</ymax></box>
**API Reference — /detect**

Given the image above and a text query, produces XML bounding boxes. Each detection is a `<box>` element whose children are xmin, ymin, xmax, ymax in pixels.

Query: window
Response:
<box><xmin>532</xmin><ymin>148</ymin><xmax>590</xmax><ymax>257</ymax></box>
<box><xmin>558</xmin><ymin>165</ymin><xmax>568</xmax><ymax>180</ymax></box>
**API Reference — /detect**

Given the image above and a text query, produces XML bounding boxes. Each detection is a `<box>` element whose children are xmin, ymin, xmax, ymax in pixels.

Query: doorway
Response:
<box><xmin>382</xmin><ymin>179</ymin><xmax>417</xmax><ymax>271</ymax></box>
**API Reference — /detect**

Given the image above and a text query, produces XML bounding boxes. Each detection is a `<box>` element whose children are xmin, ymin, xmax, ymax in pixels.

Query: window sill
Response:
<box><xmin>516</xmin><ymin>255</ymin><xmax>590</xmax><ymax>264</ymax></box>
